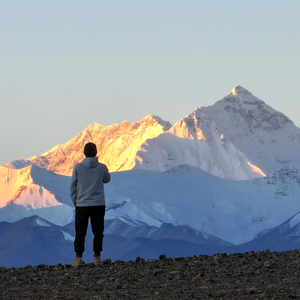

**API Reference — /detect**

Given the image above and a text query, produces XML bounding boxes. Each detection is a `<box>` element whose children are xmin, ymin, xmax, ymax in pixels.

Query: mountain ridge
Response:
<box><xmin>6</xmin><ymin>85</ymin><xmax>299</xmax><ymax>181</ymax></box>
<box><xmin>2</xmin><ymin>161</ymin><xmax>300</xmax><ymax>245</ymax></box>
<box><xmin>25</xmin><ymin>114</ymin><xmax>172</xmax><ymax>175</ymax></box>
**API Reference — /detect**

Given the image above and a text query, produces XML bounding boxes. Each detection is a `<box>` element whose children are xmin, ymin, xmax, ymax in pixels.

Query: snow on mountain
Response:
<box><xmin>2</xmin><ymin>159</ymin><xmax>300</xmax><ymax>245</ymax></box>
<box><xmin>104</xmin><ymin>218</ymin><xmax>233</xmax><ymax>246</ymax></box>
<box><xmin>4</xmin><ymin>210</ymin><xmax>300</xmax><ymax>267</ymax></box>
<box><xmin>197</xmin><ymin>85</ymin><xmax>300</xmax><ymax>174</ymax></box>
<box><xmin>6</xmin><ymin>85</ymin><xmax>297</xmax><ymax>181</ymax></box>
<box><xmin>234</xmin><ymin>210</ymin><xmax>300</xmax><ymax>253</ymax></box>
<box><xmin>1</xmin><ymin>161</ymin><xmax>300</xmax><ymax>247</ymax></box>
<box><xmin>19</xmin><ymin>115</ymin><xmax>171</xmax><ymax>176</ymax></box>
<box><xmin>2</xmin><ymin>86</ymin><xmax>295</xmax><ymax>182</ymax></box>
<box><xmin>0</xmin><ymin>216</ymin><xmax>74</xmax><ymax>267</ymax></box>
<box><xmin>0</xmin><ymin>164</ymin><xmax>73</xmax><ymax>226</ymax></box>
<box><xmin>0</xmin><ymin>215</ymin><xmax>234</xmax><ymax>267</ymax></box>
<box><xmin>134</xmin><ymin>131</ymin><xmax>264</xmax><ymax>180</ymax></box>
<box><xmin>135</xmin><ymin>85</ymin><xmax>300</xmax><ymax>180</ymax></box>
<box><xmin>104</xmin><ymin>164</ymin><xmax>300</xmax><ymax>245</ymax></box>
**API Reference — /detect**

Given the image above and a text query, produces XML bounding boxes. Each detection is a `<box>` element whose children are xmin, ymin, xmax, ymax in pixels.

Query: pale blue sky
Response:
<box><xmin>1</xmin><ymin>1</ymin><xmax>299</xmax><ymax>165</ymax></box>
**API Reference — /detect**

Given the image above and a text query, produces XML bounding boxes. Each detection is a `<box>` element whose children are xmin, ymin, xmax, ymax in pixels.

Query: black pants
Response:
<box><xmin>74</xmin><ymin>206</ymin><xmax>105</xmax><ymax>257</ymax></box>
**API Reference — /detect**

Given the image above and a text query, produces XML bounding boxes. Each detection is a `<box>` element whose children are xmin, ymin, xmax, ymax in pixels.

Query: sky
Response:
<box><xmin>1</xmin><ymin>0</ymin><xmax>300</xmax><ymax>165</ymax></box>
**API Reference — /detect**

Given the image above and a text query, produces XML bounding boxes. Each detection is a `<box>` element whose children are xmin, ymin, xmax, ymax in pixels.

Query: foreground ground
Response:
<box><xmin>1</xmin><ymin>249</ymin><xmax>300</xmax><ymax>299</ymax></box>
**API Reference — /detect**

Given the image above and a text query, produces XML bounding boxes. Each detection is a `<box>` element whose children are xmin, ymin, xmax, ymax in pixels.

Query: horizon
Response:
<box><xmin>1</xmin><ymin>1</ymin><xmax>300</xmax><ymax>165</ymax></box>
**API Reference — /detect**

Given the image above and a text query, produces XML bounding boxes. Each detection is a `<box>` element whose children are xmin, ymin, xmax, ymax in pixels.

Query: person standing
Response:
<box><xmin>70</xmin><ymin>142</ymin><xmax>111</xmax><ymax>266</ymax></box>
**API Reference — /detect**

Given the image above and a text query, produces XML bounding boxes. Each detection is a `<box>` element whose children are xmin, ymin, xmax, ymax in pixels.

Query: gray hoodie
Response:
<box><xmin>70</xmin><ymin>157</ymin><xmax>111</xmax><ymax>207</ymax></box>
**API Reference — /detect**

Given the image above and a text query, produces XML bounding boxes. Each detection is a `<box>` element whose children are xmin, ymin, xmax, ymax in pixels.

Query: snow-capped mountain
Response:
<box><xmin>6</xmin><ymin>85</ymin><xmax>300</xmax><ymax>181</ymax></box>
<box><xmin>3</xmin><ymin>204</ymin><xmax>300</xmax><ymax>267</ymax></box>
<box><xmin>235</xmin><ymin>211</ymin><xmax>300</xmax><ymax>253</ymax></box>
<box><xmin>0</xmin><ymin>215</ymin><xmax>234</xmax><ymax>267</ymax></box>
<box><xmin>2</xmin><ymin>160</ymin><xmax>300</xmax><ymax>246</ymax></box>
<box><xmin>136</xmin><ymin>85</ymin><xmax>300</xmax><ymax>180</ymax></box>
<box><xmin>195</xmin><ymin>85</ymin><xmax>300</xmax><ymax>175</ymax></box>
<box><xmin>105</xmin><ymin>164</ymin><xmax>300</xmax><ymax>245</ymax></box>
<box><xmin>0</xmin><ymin>164</ymin><xmax>73</xmax><ymax>226</ymax></box>
<box><xmin>17</xmin><ymin>115</ymin><xmax>171</xmax><ymax>176</ymax></box>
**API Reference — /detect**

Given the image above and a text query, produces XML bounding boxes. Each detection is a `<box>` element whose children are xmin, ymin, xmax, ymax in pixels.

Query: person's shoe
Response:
<box><xmin>72</xmin><ymin>256</ymin><xmax>83</xmax><ymax>267</ymax></box>
<box><xmin>94</xmin><ymin>256</ymin><xmax>101</xmax><ymax>266</ymax></box>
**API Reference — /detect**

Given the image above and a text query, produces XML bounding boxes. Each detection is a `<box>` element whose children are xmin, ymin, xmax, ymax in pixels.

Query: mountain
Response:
<box><xmin>1</xmin><ymin>85</ymin><xmax>300</xmax><ymax>267</ymax></box>
<box><xmin>0</xmin><ymin>216</ymin><xmax>74</xmax><ymax>267</ymax></box>
<box><xmin>3</xmin><ymin>211</ymin><xmax>300</xmax><ymax>268</ymax></box>
<box><xmin>104</xmin><ymin>219</ymin><xmax>233</xmax><ymax>246</ymax></box>
<box><xmin>105</xmin><ymin>164</ymin><xmax>300</xmax><ymax>245</ymax></box>
<box><xmin>195</xmin><ymin>85</ymin><xmax>300</xmax><ymax>174</ymax></box>
<box><xmin>16</xmin><ymin>115</ymin><xmax>171</xmax><ymax>176</ymax></box>
<box><xmin>0</xmin><ymin>164</ymin><xmax>73</xmax><ymax>226</ymax></box>
<box><xmin>0</xmin><ymin>215</ymin><xmax>234</xmax><ymax>267</ymax></box>
<box><xmin>235</xmin><ymin>212</ymin><xmax>300</xmax><ymax>253</ymax></box>
<box><xmin>2</xmin><ymin>159</ymin><xmax>300</xmax><ymax>245</ymax></box>
<box><xmin>7</xmin><ymin>85</ymin><xmax>300</xmax><ymax>180</ymax></box>
<box><xmin>136</xmin><ymin>85</ymin><xmax>300</xmax><ymax>179</ymax></box>
<box><xmin>135</xmin><ymin>131</ymin><xmax>263</xmax><ymax>180</ymax></box>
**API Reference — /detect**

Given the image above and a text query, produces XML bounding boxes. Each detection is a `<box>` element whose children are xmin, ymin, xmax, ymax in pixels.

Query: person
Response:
<box><xmin>70</xmin><ymin>142</ymin><xmax>111</xmax><ymax>266</ymax></box>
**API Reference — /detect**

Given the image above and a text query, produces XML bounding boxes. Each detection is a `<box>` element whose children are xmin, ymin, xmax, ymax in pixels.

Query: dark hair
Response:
<box><xmin>84</xmin><ymin>143</ymin><xmax>97</xmax><ymax>157</ymax></box>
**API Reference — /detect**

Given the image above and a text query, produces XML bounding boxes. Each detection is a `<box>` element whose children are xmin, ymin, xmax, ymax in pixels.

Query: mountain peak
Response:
<box><xmin>220</xmin><ymin>85</ymin><xmax>265</xmax><ymax>106</ymax></box>
<box><xmin>230</xmin><ymin>85</ymin><xmax>252</xmax><ymax>96</ymax></box>
<box><xmin>138</xmin><ymin>115</ymin><xmax>172</xmax><ymax>131</ymax></box>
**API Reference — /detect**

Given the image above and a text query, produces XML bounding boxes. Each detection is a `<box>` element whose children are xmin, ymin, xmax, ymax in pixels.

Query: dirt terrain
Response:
<box><xmin>1</xmin><ymin>249</ymin><xmax>300</xmax><ymax>299</ymax></box>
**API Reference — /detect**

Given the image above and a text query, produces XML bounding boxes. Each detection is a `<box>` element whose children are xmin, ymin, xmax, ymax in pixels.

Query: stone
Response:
<box><xmin>1</xmin><ymin>250</ymin><xmax>300</xmax><ymax>299</ymax></box>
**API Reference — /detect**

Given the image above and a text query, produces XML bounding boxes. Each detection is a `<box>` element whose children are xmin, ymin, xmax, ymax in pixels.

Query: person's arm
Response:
<box><xmin>70</xmin><ymin>165</ymin><xmax>78</xmax><ymax>206</ymax></box>
<box><xmin>103</xmin><ymin>165</ymin><xmax>111</xmax><ymax>183</ymax></box>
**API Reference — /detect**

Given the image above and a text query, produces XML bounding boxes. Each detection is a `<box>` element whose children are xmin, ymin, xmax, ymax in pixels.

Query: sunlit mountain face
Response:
<box><xmin>22</xmin><ymin>115</ymin><xmax>172</xmax><ymax>175</ymax></box>
<box><xmin>0</xmin><ymin>164</ymin><xmax>73</xmax><ymax>226</ymax></box>
<box><xmin>5</xmin><ymin>85</ymin><xmax>298</xmax><ymax>181</ymax></box>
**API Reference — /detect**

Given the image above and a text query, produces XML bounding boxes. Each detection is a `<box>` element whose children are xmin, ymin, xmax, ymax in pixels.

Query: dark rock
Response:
<box><xmin>159</xmin><ymin>254</ymin><xmax>166</xmax><ymax>260</ymax></box>
<box><xmin>103</xmin><ymin>258</ymin><xmax>112</xmax><ymax>264</ymax></box>
<box><xmin>1</xmin><ymin>250</ymin><xmax>300</xmax><ymax>299</ymax></box>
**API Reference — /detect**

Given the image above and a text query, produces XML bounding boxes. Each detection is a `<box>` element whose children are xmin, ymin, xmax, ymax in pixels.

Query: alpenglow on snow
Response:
<box><xmin>5</xmin><ymin>85</ymin><xmax>300</xmax><ymax>181</ymax></box>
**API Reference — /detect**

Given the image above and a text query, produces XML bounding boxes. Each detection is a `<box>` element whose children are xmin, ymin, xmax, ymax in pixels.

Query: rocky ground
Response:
<box><xmin>1</xmin><ymin>250</ymin><xmax>300</xmax><ymax>299</ymax></box>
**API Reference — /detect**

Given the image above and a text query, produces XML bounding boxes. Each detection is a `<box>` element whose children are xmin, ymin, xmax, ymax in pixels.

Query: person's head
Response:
<box><xmin>84</xmin><ymin>142</ymin><xmax>97</xmax><ymax>157</ymax></box>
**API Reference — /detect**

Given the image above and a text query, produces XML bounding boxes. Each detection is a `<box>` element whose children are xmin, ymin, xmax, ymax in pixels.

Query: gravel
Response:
<box><xmin>1</xmin><ymin>249</ymin><xmax>300</xmax><ymax>299</ymax></box>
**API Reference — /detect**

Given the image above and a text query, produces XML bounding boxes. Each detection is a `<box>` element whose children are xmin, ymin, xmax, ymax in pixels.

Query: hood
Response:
<box><xmin>81</xmin><ymin>157</ymin><xmax>99</xmax><ymax>168</ymax></box>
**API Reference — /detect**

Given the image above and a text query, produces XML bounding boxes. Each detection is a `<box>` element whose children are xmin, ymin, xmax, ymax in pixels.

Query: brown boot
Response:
<box><xmin>72</xmin><ymin>256</ymin><xmax>83</xmax><ymax>267</ymax></box>
<box><xmin>94</xmin><ymin>256</ymin><xmax>101</xmax><ymax>266</ymax></box>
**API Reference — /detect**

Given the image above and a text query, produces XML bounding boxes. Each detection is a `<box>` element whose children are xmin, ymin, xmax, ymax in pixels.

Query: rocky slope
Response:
<box><xmin>1</xmin><ymin>250</ymin><xmax>300</xmax><ymax>299</ymax></box>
